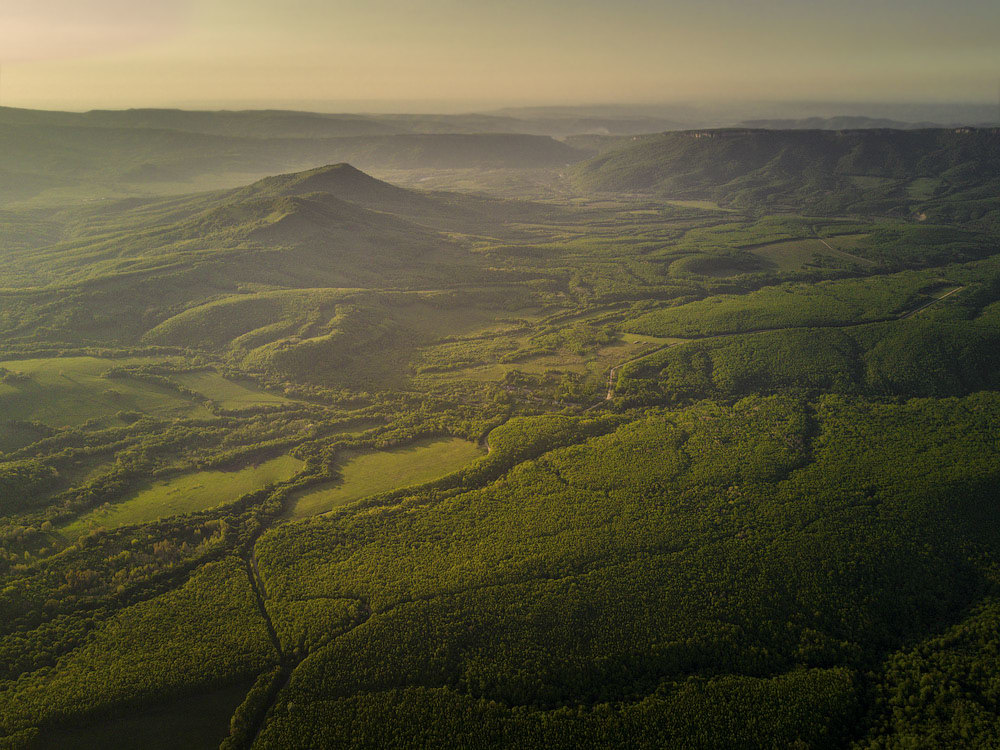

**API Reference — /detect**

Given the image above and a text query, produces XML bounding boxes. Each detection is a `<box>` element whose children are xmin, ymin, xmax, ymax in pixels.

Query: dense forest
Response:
<box><xmin>0</xmin><ymin>117</ymin><xmax>998</xmax><ymax>748</ymax></box>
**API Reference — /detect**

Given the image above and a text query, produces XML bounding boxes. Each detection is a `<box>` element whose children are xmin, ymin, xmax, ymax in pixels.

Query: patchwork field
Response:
<box><xmin>62</xmin><ymin>455</ymin><xmax>304</xmax><ymax>537</ymax></box>
<box><xmin>286</xmin><ymin>438</ymin><xmax>483</xmax><ymax>518</ymax></box>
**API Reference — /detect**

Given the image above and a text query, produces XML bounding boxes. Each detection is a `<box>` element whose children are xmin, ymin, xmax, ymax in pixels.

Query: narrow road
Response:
<box><xmin>585</xmin><ymin>342</ymin><xmax>677</xmax><ymax>411</ymax></box>
<box><xmin>243</xmin><ymin>553</ymin><xmax>283</xmax><ymax>660</ymax></box>
<box><xmin>603</xmin><ymin>344</ymin><xmax>675</xmax><ymax>399</ymax></box>
<box><xmin>899</xmin><ymin>285</ymin><xmax>966</xmax><ymax>318</ymax></box>
<box><xmin>240</xmin><ymin>531</ymin><xmax>375</xmax><ymax>748</ymax></box>
<box><xmin>811</xmin><ymin>228</ymin><xmax>877</xmax><ymax>267</ymax></box>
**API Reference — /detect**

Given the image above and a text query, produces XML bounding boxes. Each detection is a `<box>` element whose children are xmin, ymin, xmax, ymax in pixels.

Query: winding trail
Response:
<box><xmin>585</xmin><ymin>342</ymin><xmax>676</xmax><ymax>410</ymax></box>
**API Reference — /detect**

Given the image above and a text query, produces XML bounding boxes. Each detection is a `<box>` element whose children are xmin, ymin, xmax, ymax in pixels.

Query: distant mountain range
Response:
<box><xmin>4</xmin><ymin>105</ymin><xmax>999</xmax><ymax>223</ymax></box>
<box><xmin>0</xmin><ymin>105</ymin><xmax>683</xmax><ymax>140</ymax></box>
<box><xmin>0</xmin><ymin>109</ymin><xmax>586</xmax><ymax>205</ymax></box>
<box><xmin>574</xmin><ymin>127</ymin><xmax>1000</xmax><ymax>219</ymax></box>
<box><xmin>735</xmin><ymin>116</ymin><xmax>939</xmax><ymax>130</ymax></box>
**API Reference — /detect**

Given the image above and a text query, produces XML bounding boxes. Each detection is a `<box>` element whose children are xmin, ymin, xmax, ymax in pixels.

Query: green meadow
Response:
<box><xmin>286</xmin><ymin>438</ymin><xmax>483</xmax><ymax>518</ymax></box>
<box><xmin>0</xmin><ymin>356</ymin><xmax>212</xmax><ymax>433</ymax></box>
<box><xmin>170</xmin><ymin>371</ymin><xmax>292</xmax><ymax>409</ymax></box>
<box><xmin>749</xmin><ymin>235</ymin><xmax>875</xmax><ymax>271</ymax></box>
<box><xmin>62</xmin><ymin>455</ymin><xmax>304</xmax><ymax>537</ymax></box>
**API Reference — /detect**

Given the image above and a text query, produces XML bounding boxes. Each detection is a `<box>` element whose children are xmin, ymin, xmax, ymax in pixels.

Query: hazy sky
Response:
<box><xmin>2</xmin><ymin>0</ymin><xmax>998</xmax><ymax>111</ymax></box>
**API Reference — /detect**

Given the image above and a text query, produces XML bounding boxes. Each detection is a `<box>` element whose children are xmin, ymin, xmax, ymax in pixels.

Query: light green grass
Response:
<box><xmin>0</xmin><ymin>356</ymin><xmax>211</xmax><ymax>432</ymax></box>
<box><xmin>749</xmin><ymin>235</ymin><xmax>873</xmax><ymax>271</ymax></box>
<box><xmin>664</xmin><ymin>199</ymin><xmax>732</xmax><ymax>211</ymax></box>
<box><xmin>621</xmin><ymin>333</ymin><xmax>685</xmax><ymax>346</ymax></box>
<box><xmin>287</xmin><ymin>438</ymin><xmax>483</xmax><ymax>518</ymax></box>
<box><xmin>419</xmin><ymin>336</ymin><xmax>673</xmax><ymax>384</ymax></box>
<box><xmin>906</xmin><ymin>177</ymin><xmax>942</xmax><ymax>200</ymax></box>
<box><xmin>171</xmin><ymin>371</ymin><xmax>291</xmax><ymax>409</ymax></box>
<box><xmin>62</xmin><ymin>455</ymin><xmax>304</xmax><ymax>537</ymax></box>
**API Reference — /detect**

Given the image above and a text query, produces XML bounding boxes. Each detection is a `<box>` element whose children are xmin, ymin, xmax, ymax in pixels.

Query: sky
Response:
<box><xmin>1</xmin><ymin>0</ymin><xmax>998</xmax><ymax>111</ymax></box>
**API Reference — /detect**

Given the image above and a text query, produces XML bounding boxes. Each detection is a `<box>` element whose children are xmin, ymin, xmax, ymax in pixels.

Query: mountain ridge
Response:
<box><xmin>574</xmin><ymin>127</ymin><xmax>1000</xmax><ymax>218</ymax></box>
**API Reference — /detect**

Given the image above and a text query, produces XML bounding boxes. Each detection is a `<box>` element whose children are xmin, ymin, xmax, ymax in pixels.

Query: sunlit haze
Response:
<box><xmin>2</xmin><ymin>0</ymin><xmax>998</xmax><ymax>111</ymax></box>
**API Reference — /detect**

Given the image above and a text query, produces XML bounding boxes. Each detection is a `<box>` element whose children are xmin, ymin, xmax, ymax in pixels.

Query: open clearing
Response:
<box><xmin>906</xmin><ymin>177</ymin><xmax>942</xmax><ymax>200</ymax></box>
<box><xmin>0</xmin><ymin>356</ymin><xmax>212</xmax><ymax>431</ymax></box>
<box><xmin>664</xmin><ymin>200</ymin><xmax>732</xmax><ymax>211</ymax></box>
<box><xmin>286</xmin><ymin>437</ymin><xmax>483</xmax><ymax>518</ymax></box>
<box><xmin>749</xmin><ymin>235</ymin><xmax>874</xmax><ymax>271</ymax></box>
<box><xmin>417</xmin><ymin>335</ymin><xmax>673</xmax><ymax>385</ymax></box>
<box><xmin>62</xmin><ymin>455</ymin><xmax>304</xmax><ymax>537</ymax></box>
<box><xmin>171</xmin><ymin>370</ymin><xmax>292</xmax><ymax>409</ymax></box>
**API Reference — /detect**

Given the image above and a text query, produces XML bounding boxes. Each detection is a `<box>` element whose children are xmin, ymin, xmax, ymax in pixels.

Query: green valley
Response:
<box><xmin>1</xmin><ymin>116</ymin><xmax>999</xmax><ymax>750</ymax></box>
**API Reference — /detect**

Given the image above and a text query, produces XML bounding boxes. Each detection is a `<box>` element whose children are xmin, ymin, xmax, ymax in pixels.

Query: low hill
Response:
<box><xmin>237</xmin><ymin>163</ymin><xmax>420</xmax><ymax>205</ymax></box>
<box><xmin>228</xmin><ymin>163</ymin><xmax>556</xmax><ymax>232</ymax></box>
<box><xmin>574</xmin><ymin>127</ymin><xmax>1000</xmax><ymax>217</ymax></box>
<box><xmin>308</xmin><ymin>133</ymin><xmax>584</xmax><ymax>170</ymax></box>
<box><xmin>0</xmin><ymin>165</ymin><xmax>555</xmax><ymax>350</ymax></box>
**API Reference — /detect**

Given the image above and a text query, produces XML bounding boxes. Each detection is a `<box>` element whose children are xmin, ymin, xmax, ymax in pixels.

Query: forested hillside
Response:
<box><xmin>1</xmin><ymin>129</ymin><xmax>999</xmax><ymax>749</ymax></box>
<box><xmin>575</xmin><ymin>127</ymin><xmax>1000</xmax><ymax>221</ymax></box>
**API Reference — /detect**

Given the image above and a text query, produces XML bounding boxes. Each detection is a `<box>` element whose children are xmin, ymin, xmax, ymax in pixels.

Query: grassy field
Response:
<box><xmin>62</xmin><ymin>455</ymin><xmax>304</xmax><ymax>537</ymax></box>
<box><xmin>0</xmin><ymin>356</ymin><xmax>212</xmax><ymax>431</ymax></box>
<box><xmin>749</xmin><ymin>235</ymin><xmax>873</xmax><ymax>271</ymax></box>
<box><xmin>418</xmin><ymin>335</ymin><xmax>673</xmax><ymax>385</ymax></box>
<box><xmin>30</xmin><ymin>681</ymin><xmax>251</xmax><ymax>750</ymax></box>
<box><xmin>171</xmin><ymin>370</ymin><xmax>292</xmax><ymax>409</ymax></box>
<box><xmin>286</xmin><ymin>438</ymin><xmax>483</xmax><ymax>518</ymax></box>
<box><xmin>906</xmin><ymin>177</ymin><xmax>942</xmax><ymax>200</ymax></box>
<box><xmin>664</xmin><ymin>199</ymin><xmax>731</xmax><ymax>211</ymax></box>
